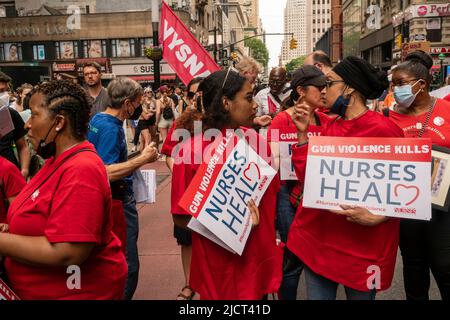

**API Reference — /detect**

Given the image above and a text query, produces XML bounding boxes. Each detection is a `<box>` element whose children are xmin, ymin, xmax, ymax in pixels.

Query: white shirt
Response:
<box><xmin>254</xmin><ymin>87</ymin><xmax>291</xmax><ymax>117</ymax></box>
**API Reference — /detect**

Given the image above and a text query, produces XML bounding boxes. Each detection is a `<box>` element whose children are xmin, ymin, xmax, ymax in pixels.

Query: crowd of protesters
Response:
<box><xmin>0</xmin><ymin>47</ymin><xmax>449</xmax><ymax>301</ymax></box>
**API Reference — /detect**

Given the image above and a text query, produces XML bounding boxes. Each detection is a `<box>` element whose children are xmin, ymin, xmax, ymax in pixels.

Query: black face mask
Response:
<box><xmin>128</xmin><ymin>105</ymin><xmax>142</xmax><ymax>120</ymax></box>
<box><xmin>330</xmin><ymin>95</ymin><xmax>350</xmax><ymax>117</ymax></box>
<box><xmin>37</xmin><ymin>121</ymin><xmax>58</xmax><ymax>159</ymax></box>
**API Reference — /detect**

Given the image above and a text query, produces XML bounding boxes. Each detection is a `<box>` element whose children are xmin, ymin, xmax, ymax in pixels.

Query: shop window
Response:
<box><xmin>83</xmin><ymin>40</ymin><xmax>107</xmax><ymax>58</ymax></box>
<box><xmin>140</xmin><ymin>38</ymin><xmax>154</xmax><ymax>57</ymax></box>
<box><xmin>33</xmin><ymin>44</ymin><xmax>45</xmax><ymax>61</ymax></box>
<box><xmin>0</xmin><ymin>43</ymin><xmax>22</xmax><ymax>61</ymax></box>
<box><xmin>55</xmin><ymin>41</ymin><xmax>79</xmax><ymax>59</ymax></box>
<box><xmin>427</xmin><ymin>29</ymin><xmax>442</xmax><ymax>43</ymax></box>
<box><xmin>112</xmin><ymin>39</ymin><xmax>136</xmax><ymax>58</ymax></box>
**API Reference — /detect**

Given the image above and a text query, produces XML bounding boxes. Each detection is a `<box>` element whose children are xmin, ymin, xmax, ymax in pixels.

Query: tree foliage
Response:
<box><xmin>285</xmin><ymin>56</ymin><xmax>307</xmax><ymax>73</ymax></box>
<box><xmin>244</xmin><ymin>37</ymin><xmax>269</xmax><ymax>68</ymax></box>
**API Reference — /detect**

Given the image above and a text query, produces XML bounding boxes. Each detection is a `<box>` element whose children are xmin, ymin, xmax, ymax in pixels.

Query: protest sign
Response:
<box><xmin>132</xmin><ymin>169</ymin><xmax>156</xmax><ymax>204</ymax></box>
<box><xmin>0</xmin><ymin>106</ymin><xmax>14</xmax><ymax>139</ymax></box>
<box><xmin>0</xmin><ymin>278</ymin><xmax>20</xmax><ymax>300</ymax></box>
<box><xmin>303</xmin><ymin>136</ymin><xmax>432</xmax><ymax>221</ymax></box>
<box><xmin>277</xmin><ymin>127</ymin><xmax>298</xmax><ymax>181</ymax></box>
<box><xmin>179</xmin><ymin>131</ymin><xmax>277</xmax><ymax>255</ymax></box>
<box><xmin>160</xmin><ymin>2</ymin><xmax>220</xmax><ymax>85</ymax></box>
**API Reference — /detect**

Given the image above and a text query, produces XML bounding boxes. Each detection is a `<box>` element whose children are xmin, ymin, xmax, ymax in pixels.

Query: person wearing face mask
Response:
<box><xmin>88</xmin><ymin>77</ymin><xmax>159</xmax><ymax>300</ymax></box>
<box><xmin>0</xmin><ymin>80</ymin><xmax>128</xmax><ymax>299</ymax></box>
<box><xmin>288</xmin><ymin>56</ymin><xmax>404</xmax><ymax>300</ymax></box>
<box><xmin>160</xmin><ymin>77</ymin><xmax>204</xmax><ymax>300</ymax></box>
<box><xmin>383</xmin><ymin>50</ymin><xmax>450</xmax><ymax>301</ymax></box>
<box><xmin>267</xmin><ymin>65</ymin><xmax>333</xmax><ymax>299</ymax></box>
<box><xmin>0</xmin><ymin>72</ymin><xmax>31</xmax><ymax>179</ymax></box>
<box><xmin>170</xmin><ymin>70</ymin><xmax>283</xmax><ymax>299</ymax></box>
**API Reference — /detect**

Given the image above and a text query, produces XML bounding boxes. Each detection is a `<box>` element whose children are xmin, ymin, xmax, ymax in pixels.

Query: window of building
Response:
<box><xmin>327</xmin><ymin>9</ymin><xmax>330</xmax><ymax>13</ymax></box>
<box><xmin>112</xmin><ymin>39</ymin><xmax>135</xmax><ymax>58</ymax></box>
<box><xmin>0</xmin><ymin>43</ymin><xmax>22</xmax><ymax>61</ymax></box>
<box><xmin>83</xmin><ymin>40</ymin><xmax>107</xmax><ymax>58</ymax></box>
<box><xmin>313</xmin><ymin>10</ymin><xmax>315</xmax><ymax>14</ymax></box>
<box><xmin>313</xmin><ymin>28</ymin><xmax>316</xmax><ymax>33</ymax></box>
<box><xmin>33</xmin><ymin>44</ymin><xmax>45</xmax><ymax>61</ymax></box>
<box><xmin>139</xmin><ymin>38</ymin><xmax>153</xmax><ymax>57</ymax></box>
<box><xmin>313</xmin><ymin>19</ymin><xmax>315</xmax><ymax>23</ymax></box>
<box><xmin>55</xmin><ymin>41</ymin><xmax>79</xmax><ymax>59</ymax></box>
<box><xmin>427</xmin><ymin>29</ymin><xmax>442</xmax><ymax>42</ymax></box>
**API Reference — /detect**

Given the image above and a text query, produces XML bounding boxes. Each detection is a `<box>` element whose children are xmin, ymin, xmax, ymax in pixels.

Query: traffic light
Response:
<box><xmin>289</xmin><ymin>38</ymin><xmax>298</xmax><ymax>50</ymax></box>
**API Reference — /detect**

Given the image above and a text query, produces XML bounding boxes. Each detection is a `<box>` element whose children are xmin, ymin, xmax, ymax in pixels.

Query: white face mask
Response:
<box><xmin>393</xmin><ymin>79</ymin><xmax>422</xmax><ymax>108</ymax></box>
<box><xmin>0</xmin><ymin>91</ymin><xmax>10</xmax><ymax>108</ymax></box>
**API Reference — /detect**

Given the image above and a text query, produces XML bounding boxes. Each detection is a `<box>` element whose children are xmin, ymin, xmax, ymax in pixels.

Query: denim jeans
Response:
<box><xmin>400</xmin><ymin>209</ymin><xmax>450</xmax><ymax>300</ymax></box>
<box><xmin>123</xmin><ymin>188</ymin><xmax>140</xmax><ymax>300</ymax></box>
<box><xmin>304</xmin><ymin>266</ymin><xmax>376</xmax><ymax>300</ymax></box>
<box><xmin>276</xmin><ymin>184</ymin><xmax>303</xmax><ymax>300</ymax></box>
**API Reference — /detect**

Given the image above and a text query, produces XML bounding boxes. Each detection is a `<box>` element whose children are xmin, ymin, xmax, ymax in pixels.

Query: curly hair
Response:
<box><xmin>198</xmin><ymin>70</ymin><xmax>247</xmax><ymax>131</ymax></box>
<box><xmin>30</xmin><ymin>80</ymin><xmax>92</xmax><ymax>140</ymax></box>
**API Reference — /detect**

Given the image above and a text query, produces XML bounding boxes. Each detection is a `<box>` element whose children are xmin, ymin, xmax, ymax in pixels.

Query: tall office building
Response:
<box><xmin>280</xmin><ymin>0</ymin><xmax>308</xmax><ymax>66</ymax></box>
<box><xmin>309</xmin><ymin>0</ymin><xmax>331</xmax><ymax>50</ymax></box>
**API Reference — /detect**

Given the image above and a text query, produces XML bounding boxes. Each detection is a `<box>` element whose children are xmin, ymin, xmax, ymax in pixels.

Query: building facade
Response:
<box><xmin>309</xmin><ymin>0</ymin><xmax>332</xmax><ymax>52</ymax></box>
<box><xmin>280</xmin><ymin>0</ymin><xmax>309</xmax><ymax>66</ymax></box>
<box><xmin>342</xmin><ymin>0</ymin><xmax>361</xmax><ymax>58</ymax></box>
<box><xmin>0</xmin><ymin>0</ymin><xmax>249</xmax><ymax>87</ymax></box>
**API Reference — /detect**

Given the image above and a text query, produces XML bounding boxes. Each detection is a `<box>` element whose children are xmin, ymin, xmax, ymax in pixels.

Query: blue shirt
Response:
<box><xmin>88</xmin><ymin>113</ymin><xmax>127</xmax><ymax>164</ymax></box>
<box><xmin>88</xmin><ymin>113</ymin><xmax>132</xmax><ymax>187</ymax></box>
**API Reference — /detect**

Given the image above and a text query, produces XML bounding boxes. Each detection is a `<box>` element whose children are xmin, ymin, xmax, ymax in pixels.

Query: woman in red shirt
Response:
<box><xmin>289</xmin><ymin>56</ymin><xmax>404</xmax><ymax>300</ymax></box>
<box><xmin>161</xmin><ymin>77</ymin><xmax>203</xmax><ymax>300</ymax></box>
<box><xmin>171</xmin><ymin>70</ymin><xmax>283</xmax><ymax>299</ymax></box>
<box><xmin>385</xmin><ymin>51</ymin><xmax>450</xmax><ymax>300</ymax></box>
<box><xmin>0</xmin><ymin>156</ymin><xmax>26</xmax><ymax>225</ymax></box>
<box><xmin>267</xmin><ymin>65</ymin><xmax>332</xmax><ymax>300</ymax></box>
<box><xmin>0</xmin><ymin>80</ymin><xmax>127</xmax><ymax>300</ymax></box>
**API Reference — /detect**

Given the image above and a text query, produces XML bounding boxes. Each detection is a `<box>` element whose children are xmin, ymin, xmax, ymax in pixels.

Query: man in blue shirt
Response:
<box><xmin>88</xmin><ymin>77</ymin><xmax>158</xmax><ymax>300</ymax></box>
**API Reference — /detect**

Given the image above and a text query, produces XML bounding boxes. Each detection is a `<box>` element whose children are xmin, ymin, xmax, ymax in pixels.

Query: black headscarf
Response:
<box><xmin>333</xmin><ymin>56</ymin><xmax>389</xmax><ymax>99</ymax></box>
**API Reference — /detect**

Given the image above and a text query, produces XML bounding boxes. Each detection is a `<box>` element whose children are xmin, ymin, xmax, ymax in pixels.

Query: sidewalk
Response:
<box><xmin>133</xmin><ymin>159</ymin><xmax>186</xmax><ymax>300</ymax></box>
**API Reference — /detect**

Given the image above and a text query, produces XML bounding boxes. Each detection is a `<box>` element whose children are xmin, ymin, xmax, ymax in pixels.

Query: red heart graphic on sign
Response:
<box><xmin>394</xmin><ymin>184</ymin><xmax>420</xmax><ymax>206</ymax></box>
<box><xmin>243</xmin><ymin>162</ymin><xmax>261</xmax><ymax>182</ymax></box>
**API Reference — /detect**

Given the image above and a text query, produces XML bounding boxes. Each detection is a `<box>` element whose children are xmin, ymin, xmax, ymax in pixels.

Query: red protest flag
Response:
<box><xmin>159</xmin><ymin>2</ymin><xmax>221</xmax><ymax>85</ymax></box>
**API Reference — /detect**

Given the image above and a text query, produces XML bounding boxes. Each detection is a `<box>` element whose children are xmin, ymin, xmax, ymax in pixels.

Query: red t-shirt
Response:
<box><xmin>0</xmin><ymin>156</ymin><xmax>26</xmax><ymax>223</ymax></box>
<box><xmin>287</xmin><ymin>110</ymin><xmax>404</xmax><ymax>292</ymax></box>
<box><xmin>161</xmin><ymin>123</ymin><xmax>177</xmax><ymax>157</ymax></box>
<box><xmin>171</xmin><ymin>128</ymin><xmax>283</xmax><ymax>299</ymax></box>
<box><xmin>267</xmin><ymin>111</ymin><xmax>332</xmax><ymax>206</ymax></box>
<box><xmin>5</xmin><ymin>141</ymin><xmax>127</xmax><ymax>300</ymax></box>
<box><xmin>387</xmin><ymin>98</ymin><xmax>450</xmax><ymax>148</ymax></box>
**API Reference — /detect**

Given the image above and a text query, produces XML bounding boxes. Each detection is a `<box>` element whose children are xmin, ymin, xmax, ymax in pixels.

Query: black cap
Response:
<box><xmin>290</xmin><ymin>65</ymin><xmax>327</xmax><ymax>89</ymax></box>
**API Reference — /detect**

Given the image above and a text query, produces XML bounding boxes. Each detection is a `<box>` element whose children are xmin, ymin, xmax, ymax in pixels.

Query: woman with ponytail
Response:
<box><xmin>288</xmin><ymin>56</ymin><xmax>404</xmax><ymax>300</ymax></box>
<box><xmin>170</xmin><ymin>70</ymin><xmax>282</xmax><ymax>300</ymax></box>
<box><xmin>385</xmin><ymin>50</ymin><xmax>450</xmax><ymax>300</ymax></box>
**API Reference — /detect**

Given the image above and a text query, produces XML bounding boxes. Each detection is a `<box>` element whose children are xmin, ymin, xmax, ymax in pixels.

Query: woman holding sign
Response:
<box><xmin>289</xmin><ymin>56</ymin><xmax>404</xmax><ymax>300</ymax></box>
<box><xmin>386</xmin><ymin>50</ymin><xmax>450</xmax><ymax>300</ymax></box>
<box><xmin>267</xmin><ymin>65</ymin><xmax>332</xmax><ymax>300</ymax></box>
<box><xmin>171</xmin><ymin>70</ymin><xmax>282</xmax><ymax>300</ymax></box>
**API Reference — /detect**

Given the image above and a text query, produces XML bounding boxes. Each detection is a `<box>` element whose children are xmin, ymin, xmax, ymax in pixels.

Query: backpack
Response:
<box><xmin>162</xmin><ymin>105</ymin><xmax>174</xmax><ymax>120</ymax></box>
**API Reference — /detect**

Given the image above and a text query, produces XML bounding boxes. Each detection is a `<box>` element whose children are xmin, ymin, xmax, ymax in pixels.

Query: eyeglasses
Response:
<box><xmin>187</xmin><ymin>91</ymin><xmax>196</xmax><ymax>99</ymax></box>
<box><xmin>83</xmin><ymin>72</ymin><xmax>99</xmax><ymax>77</ymax></box>
<box><xmin>313</xmin><ymin>85</ymin><xmax>327</xmax><ymax>92</ymax></box>
<box><xmin>391</xmin><ymin>78</ymin><xmax>419</xmax><ymax>87</ymax></box>
<box><xmin>325</xmin><ymin>80</ymin><xmax>345</xmax><ymax>88</ymax></box>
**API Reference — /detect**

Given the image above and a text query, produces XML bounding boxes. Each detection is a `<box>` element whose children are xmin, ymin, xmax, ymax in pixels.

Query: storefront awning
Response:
<box><xmin>129</xmin><ymin>75</ymin><xmax>176</xmax><ymax>82</ymax></box>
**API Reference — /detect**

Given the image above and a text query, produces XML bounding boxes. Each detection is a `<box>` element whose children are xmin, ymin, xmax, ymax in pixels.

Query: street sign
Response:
<box><xmin>402</xmin><ymin>41</ymin><xmax>431</xmax><ymax>61</ymax></box>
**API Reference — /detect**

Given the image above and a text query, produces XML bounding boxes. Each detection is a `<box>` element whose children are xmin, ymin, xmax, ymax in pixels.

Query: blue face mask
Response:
<box><xmin>393</xmin><ymin>80</ymin><xmax>422</xmax><ymax>108</ymax></box>
<box><xmin>330</xmin><ymin>95</ymin><xmax>350</xmax><ymax>117</ymax></box>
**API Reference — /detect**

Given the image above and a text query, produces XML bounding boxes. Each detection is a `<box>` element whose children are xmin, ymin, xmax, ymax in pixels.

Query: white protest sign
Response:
<box><xmin>0</xmin><ymin>106</ymin><xmax>14</xmax><ymax>139</ymax></box>
<box><xmin>303</xmin><ymin>136</ymin><xmax>432</xmax><ymax>221</ymax></box>
<box><xmin>179</xmin><ymin>131</ymin><xmax>277</xmax><ymax>255</ymax></box>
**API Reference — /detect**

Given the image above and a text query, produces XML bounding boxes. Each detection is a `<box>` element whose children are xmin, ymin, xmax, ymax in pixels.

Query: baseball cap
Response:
<box><xmin>290</xmin><ymin>65</ymin><xmax>327</xmax><ymax>89</ymax></box>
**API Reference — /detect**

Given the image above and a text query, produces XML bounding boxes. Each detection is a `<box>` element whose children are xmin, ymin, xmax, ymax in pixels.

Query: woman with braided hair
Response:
<box><xmin>0</xmin><ymin>80</ymin><xmax>127</xmax><ymax>299</ymax></box>
<box><xmin>385</xmin><ymin>50</ymin><xmax>450</xmax><ymax>300</ymax></box>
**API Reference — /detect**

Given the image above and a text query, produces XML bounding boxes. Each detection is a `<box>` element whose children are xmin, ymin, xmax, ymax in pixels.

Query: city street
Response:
<box><xmin>133</xmin><ymin>161</ymin><xmax>441</xmax><ymax>300</ymax></box>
